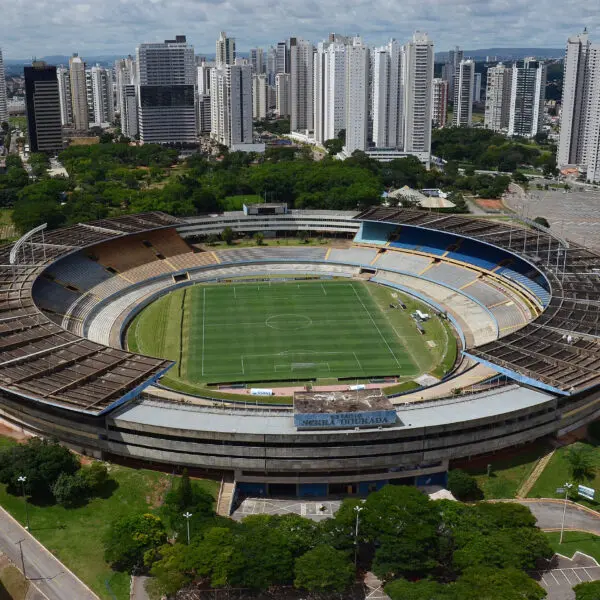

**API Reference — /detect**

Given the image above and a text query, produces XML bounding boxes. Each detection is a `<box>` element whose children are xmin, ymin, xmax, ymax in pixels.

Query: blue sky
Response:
<box><xmin>1</xmin><ymin>0</ymin><xmax>598</xmax><ymax>58</ymax></box>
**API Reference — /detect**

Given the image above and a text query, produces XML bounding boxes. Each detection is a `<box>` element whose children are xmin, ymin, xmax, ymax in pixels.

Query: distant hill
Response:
<box><xmin>5</xmin><ymin>55</ymin><xmax>122</xmax><ymax>67</ymax></box>
<box><xmin>435</xmin><ymin>47</ymin><xmax>564</xmax><ymax>61</ymax></box>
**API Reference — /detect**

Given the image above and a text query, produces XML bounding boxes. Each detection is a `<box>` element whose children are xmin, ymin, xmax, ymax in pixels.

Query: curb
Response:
<box><xmin>517</xmin><ymin>498</ymin><xmax>600</xmax><ymax>519</ymax></box>
<box><xmin>0</xmin><ymin>505</ymin><xmax>100</xmax><ymax>599</ymax></box>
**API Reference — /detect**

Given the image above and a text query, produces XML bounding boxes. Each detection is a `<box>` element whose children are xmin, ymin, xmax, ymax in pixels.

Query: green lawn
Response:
<box><xmin>0</xmin><ymin>444</ymin><xmax>219</xmax><ymax>600</ymax></box>
<box><xmin>129</xmin><ymin>280</ymin><xmax>455</xmax><ymax>388</ymax></box>
<box><xmin>528</xmin><ymin>441</ymin><xmax>600</xmax><ymax>509</ymax></box>
<box><xmin>463</xmin><ymin>441</ymin><xmax>552</xmax><ymax>499</ymax></box>
<box><xmin>546</xmin><ymin>531</ymin><xmax>600</xmax><ymax>563</ymax></box>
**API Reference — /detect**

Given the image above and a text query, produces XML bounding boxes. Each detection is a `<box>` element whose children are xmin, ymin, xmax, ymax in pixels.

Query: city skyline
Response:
<box><xmin>1</xmin><ymin>0</ymin><xmax>598</xmax><ymax>59</ymax></box>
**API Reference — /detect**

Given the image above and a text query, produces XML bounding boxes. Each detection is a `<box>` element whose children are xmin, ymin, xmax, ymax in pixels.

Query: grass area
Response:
<box><xmin>129</xmin><ymin>280</ymin><xmax>455</xmax><ymax>389</ymax></box>
<box><xmin>546</xmin><ymin>531</ymin><xmax>600</xmax><ymax>563</ymax></box>
<box><xmin>0</xmin><ymin>437</ymin><xmax>219</xmax><ymax>600</ymax></box>
<box><xmin>463</xmin><ymin>441</ymin><xmax>552</xmax><ymax>499</ymax></box>
<box><xmin>528</xmin><ymin>441</ymin><xmax>600</xmax><ymax>508</ymax></box>
<box><xmin>220</xmin><ymin>194</ymin><xmax>264</xmax><ymax>210</ymax></box>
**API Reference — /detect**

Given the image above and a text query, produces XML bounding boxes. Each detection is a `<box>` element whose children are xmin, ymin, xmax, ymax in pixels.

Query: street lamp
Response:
<box><xmin>353</xmin><ymin>505</ymin><xmax>363</xmax><ymax>567</ymax></box>
<box><xmin>559</xmin><ymin>482</ymin><xmax>573</xmax><ymax>544</ymax></box>
<box><xmin>183</xmin><ymin>512</ymin><xmax>192</xmax><ymax>545</ymax></box>
<box><xmin>17</xmin><ymin>476</ymin><xmax>30</xmax><ymax>531</ymax></box>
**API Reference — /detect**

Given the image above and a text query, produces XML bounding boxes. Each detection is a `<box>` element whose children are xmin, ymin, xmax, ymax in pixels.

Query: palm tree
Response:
<box><xmin>565</xmin><ymin>445</ymin><xmax>596</xmax><ymax>485</ymax></box>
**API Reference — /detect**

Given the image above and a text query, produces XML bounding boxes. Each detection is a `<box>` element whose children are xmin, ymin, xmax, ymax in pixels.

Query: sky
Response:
<box><xmin>1</xmin><ymin>0</ymin><xmax>599</xmax><ymax>58</ymax></box>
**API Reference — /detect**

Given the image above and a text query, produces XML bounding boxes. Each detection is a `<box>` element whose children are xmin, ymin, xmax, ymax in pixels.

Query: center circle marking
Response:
<box><xmin>265</xmin><ymin>314</ymin><xmax>313</xmax><ymax>331</ymax></box>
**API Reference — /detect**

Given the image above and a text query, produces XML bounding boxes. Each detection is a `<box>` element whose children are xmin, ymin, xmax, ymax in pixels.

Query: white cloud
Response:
<box><xmin>1</xmin><ymin>0</ymin><xmax>598</xmax><ymax>58</ymax></box>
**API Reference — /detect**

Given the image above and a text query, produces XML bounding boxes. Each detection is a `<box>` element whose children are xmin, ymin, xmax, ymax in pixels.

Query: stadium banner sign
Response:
<box><xmin>349</xmin><ymin>384</ymin><xmax>366</xmax><ymax>391</ymax></box>
<box><xmin>578</xmin><ymin>485</ymin><xmax>595</xmax><ymax>500</ymax></box>
<box><xmin>294</xmin><ymin>409</ymin><xmax>397</xmax><ymax>430</ymax></box>
<box><xmin>251</xmin><ymin>388</ymin><xmax>274</xmax><ymax>396</ymax></box>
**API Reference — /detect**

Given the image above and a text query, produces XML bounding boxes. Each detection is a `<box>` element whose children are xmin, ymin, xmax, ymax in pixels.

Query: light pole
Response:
<box><xmin>183</xmin><ymin>512</ymin><xmax>192</xmax><ymax>545</ymax></box>
<box><xmin>353</xmin><ymin>505</ymin><xmax>363</xmax><ymax>567</ymax></box>
<box><xmin>17</xmin><ymin>476</ymin><xmax>30</xmax><ymax>531</ymax></box>
<box><xmin>559</xmin><ymin>482</ymin><xmax>573</xmax><ymax>544</ymax></box>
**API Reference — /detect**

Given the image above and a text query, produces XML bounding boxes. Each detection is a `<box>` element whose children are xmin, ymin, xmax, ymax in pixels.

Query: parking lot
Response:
<box><xmin>530</xmin><ymin>553</ymin><xmax>600</xmax><ymax>600</ymax></box>
<box><xmin>232</xmin><ymin>498</ymin><xmax>342</xmax><ymax>522</ymax></box>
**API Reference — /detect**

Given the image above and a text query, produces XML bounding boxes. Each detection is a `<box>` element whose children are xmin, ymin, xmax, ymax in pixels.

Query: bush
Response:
<box><xmin>447</xmin><ymin>469</ymin><xmax>483</xmax><ymax>501</ymax></box>
<box><xmin>574</xmin><ymin>580</ymin><xmax>600</xmax><ymax>600</ymax></box>
<box><xmin>52</xmin><ymin>472</ymin><xmax>90</xmax><ymax>508</ymax></box>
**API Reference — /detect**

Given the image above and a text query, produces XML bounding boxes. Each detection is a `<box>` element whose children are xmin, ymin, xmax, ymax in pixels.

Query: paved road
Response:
<box><xmin>516</xmin><ymin>500</ymin><xmax>600</xmax><ymax>535</ymax></box>
<box><xmin>0</xmin><ymin>506</ymin><xmax>98</xmax><ymax>600</ymax></box>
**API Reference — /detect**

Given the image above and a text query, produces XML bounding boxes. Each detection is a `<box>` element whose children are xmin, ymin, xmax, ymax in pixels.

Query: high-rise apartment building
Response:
<box><xmin>56</xmin><ymin>66</ymin><xmax>72</xmax><ymax>126</ymax></box>
<box><xmin>443</xmin><ymin>46</ymin><xmax>463</xmax><ymax>97</ymax></box>
<box><xmin>216</xmin><ymin>32</ymin><xmax>236</xmax><ymax>67</ymax></box>
<box><xmin>115</xmin><ymin>57</ymin><xmax>138</xmax><ymax>139</ymax></box>
<box><xmin>69</xmin><ymin>54</ymin><xmax>89</xmax><ymax>131</ymax></box>
<box><xmin>250</xmin><ymin>48</ymin><xmax>264</xmax><ymax>74</ymax></box>
<box><xmin>313</xmin><ymin>41</ymin><xmax>346</xmax><ymax>143</ymax></box>
<box><xmin>508</xmin><ymin>59</ymin><xmax>546</xmax><ymax>137</ymax></box>
<box><xmin>85</xmin><ymin>71</ymin><xmax>95</xmax><ymax>125</ymax></box>
<box><xmin>343</xmin><ymin>38</ymin><xmax>369</xmax><ymax>154</ymax></box>
<box><xmin>210</xmin><ymin>64</ymin><xmax>253</xmax><ymax>148</ymax></box>
<box><xmin>453</xmin><ymin>59</ymin><xmax>474</xmax><ymax>126</ymax></box>
<box><xmin>90</xmin><ymin>65</ymin><xmax>115</xmax><ymax>126</ymax></box>
<box><xmin>276</xmin><ymin>42</ymin><xmax>288</xmax><ymax>75</ymax></box>
<box><xmin>403</xmin><ymin>32</ymin><xmax>434</xmax><ymax>154</ymax></box>
<box><xmin>275</xmin><ymin>73</ymin><xmax>291</xmax><ymax>117</ymax></box>
<box><xmin>197</xmin><ymin>94</ymin><xmax>211</xmax><ymax>133</ymax></box>
<box><xmin>0</xmin><ymin>49</ymin><xmax>8</xmax><ymax>126</ymax></box>
<box><xmin>197</xmin><ymin>61</ymin><xmax>214</xmax><ymax>96</ymax></box>
<box><xmin>266</xmin><ymin>47</ymin><xmax>277</xmax><ymax>85</ymax></box>
<box><xmin>289</xmin><ymin>38</ymin><xmax>314</xmax><ymax>133</ymax></box>
<box><xmin>484</xmin><ymin>63</ymin><xmax>512</xmax><ymax>131</ymax></box>
<box><xmin>252</xmin><ymin>73</ymin><xmax>268</xmax><ymax>119</ymax></box>
<box><xmin>473</xmin><ymin>72</ymin><xmax>482</xmax><ymax>102</ymax></box>
<box><xmin>432</xmin><ymin>78</ymin><xmax>448</xmax><ymax>127</ymax></box>
<box><xmin>371</xmin><ymin>39</ymin><xmax>402</xmax><ymax>148</ymax></box>
<box><xmin>24</xmin><ymin>62</ymin><xmax>63</xmax><ymax>153</ymax></box>
<box><xmin>557</xmin><ymin>30</ymin><xmax>600</xmax><ymax>181</ymax></box>
<box><xmin>136</xmin><ymin>35</ymin><xmax>197</xmax><ymax>144</ymax></box>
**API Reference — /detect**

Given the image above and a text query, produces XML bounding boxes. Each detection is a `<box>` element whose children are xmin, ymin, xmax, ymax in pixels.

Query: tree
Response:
<box><xmin>79</xmin><ymin>462</ymin><xmax>109</xmax><ymax>494</ymax></box>
<box><xmin>148</xmin><ymin>543</ymin><xmax>196</xmax><ymax>596</ymax></box>
<box><xmin>565</xmin><ymin>444</ymin><xmax>596</xmax><ymax>485</ymax></box>
<box><xmin>533</xmin><ymin>216</ymin><xmax>550</xmax><ymax>229</ymax></box>
<box><xmin>253</xmin><ymin>232</ymin><xmax>265</xmax><ymax>246</ymax></box>
<box><xmin>221</xmin><ymin>226</ymin><xmax>235</xmax><ymax>245</ymax></box>
<box><xmin>104</xmin><ymin>513</ymin><xmax>167</xmax><ymax>572</ymax></box>
<box><xmin>324</xmin><ymin>138</ymin><xmax>344</xmax><ymax>156</ymax></box>
<box><xmin>386</xmin><ymin>578</ymin><xmax>452</xmax><ymax>600</ymax></box>
<box><xmin>0</xmin><ymin>437</ymin><xmax>79</xmax><ymax>500</ymax></box>
<box><xmin>447</xmin><ymin>470</ymin><xmax>483</xmax><ymax>501</ymax></box>
<box><xmin>574</xmin><ymin>580</ymin><xmax>600</xmax><ymax>600</ymax></box>
<box><xmin>452</xmin><ymin>566</ymin><xmax>547</xmax><ymax>600</ymax></box>
<box><xmin>52</xmin><ymin>472</ymin><xmax>90</xmax><ymax>508</ymax></box>
<box><xmin>294</xmin><ymin>545</ymin><xmax>355</xmax><ymax>594</ymax></box>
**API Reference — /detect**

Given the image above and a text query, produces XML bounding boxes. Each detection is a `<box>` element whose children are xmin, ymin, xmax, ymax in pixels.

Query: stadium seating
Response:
<box><xmin>424</xmin><ymin>263</ymin><xmax>479</xmax><ymax>288</ymax></box>
<box><xmin>327</xmin><ymin>247</ymin><xmax>379</xmax><ymax>264</ymax></box>
<box><xmin>214</xmin><ymin>247</ymin><xmax>328</xmax><ymax>263</ymax></box>
<box><xmin>44</xmin><ymin>253</ymin><xmax>113</xmax><ymax>292</ymax></box>
<box><xmin>375</xmin><ymin>252</ymin><xmax>432</xmax><ymax>274</ymax></box>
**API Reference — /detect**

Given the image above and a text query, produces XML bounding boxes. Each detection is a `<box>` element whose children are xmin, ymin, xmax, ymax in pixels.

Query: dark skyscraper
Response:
<box><xmin>24</xmin><ymin>62</ymin><xmax>63</xmax><ymax>153</ymax></box>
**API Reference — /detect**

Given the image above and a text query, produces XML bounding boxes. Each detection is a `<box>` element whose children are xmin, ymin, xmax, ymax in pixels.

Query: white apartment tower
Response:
<box><xmin>343</xmin><ymin>38</ymin><xmax>370</xmax><ymax>154</ymax></box>
<box><xmin>432</xmin><ymin>78</ymin><xmax>448</xmax><ymax>127</ymax></box>
<box><xmin>69</xmin><ymin>54</ymin><xmax>89</xmax><ymax>131</ymax></box>
<box><xmin>313</xmin><ymin>41</ymin><xmax>346</xmax><ymax>143</ymax></box>
<box><xmin>290</xmin><ymin>38</ymin><xmax>314</xmax><ymax>133</ymax></box>
<box><xmin>216</xmin><ymin>32</ymin><xmax>236</xmax><ymax>67</ymax></box>
<box><xmin>115</xmin><ymin>57</ymin><xmax>138</xmax><ymax>139</ymax></box>
<box><xmin>252</xmin><ymin>73</ymin><xmax>268</xmax><ymax>119</ymax></box>
<box><xmin>371</xmin><ymin>39</ymin><xmax>402</xmax><ymax>148</ymax></box>
<box><xmin>250</xmin><ymin>48</ymin><xmax>264</xmax><ymax>74</ymax></box>
<box><xmin>508</xmin><ymin>59</ymin><xmax>546</xmax><ymax>137</ymax></box>
<box><xmin>210</xmin><ymin>64</ymin><xmax>253</xmax><ymax>148</ymax></box>
<box><xmin>275</xmin><ymin>73</ymin><xmax>291</xmax><ymax>117</ymax></box>
<box><xmin>197</xmin><ymin>61</ymin><xmax>215</xmax><ymax>96</ymax></box>
<box><xmin>56</xmin><ymin>66</ymin><xmax>72</xmax><ymax>126</ymax></box>
<box><xmin>90</xmin><ymin>65</ymin><xmax>115</xmax><ymax>126</ymax></box>
<box><xmin>484</xmin><ymin>63</ymin><xmax>512</xmax><ymax>132</ymax></box>
<box><xmin>403</xmin><ymin>32</ymin><xmax>434</xmax><ymax>154</ymax></box>
<box><xmin>453</xmin><ymin>59</ymin><xmax>474</xmax><ymax>126</ymax></box>
<box><xmin>136</xmin><ymin>35</ymin><xmax>197</xmax><ymax>144</ymax></box>
<box><xmin>0</xmin><ymin>49</ymin><xmax>8</xmax><ymax>126</ymax></box>
<box><xmin>558</xmin><ymin>31</ymin><xmax>600</xmax><ymax>177</ymax></box>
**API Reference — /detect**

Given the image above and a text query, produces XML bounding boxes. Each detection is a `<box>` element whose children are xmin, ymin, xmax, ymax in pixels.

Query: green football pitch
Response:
<box><xmin>129</xmin><ymin>279</ymin><xmax>454</xmax><ymax>387</ymax></box>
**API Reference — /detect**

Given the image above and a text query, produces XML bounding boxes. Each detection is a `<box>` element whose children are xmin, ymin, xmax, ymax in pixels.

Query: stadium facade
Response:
<box><xmin>0</xmin><ymin>209</ymin><xmax>599</xmax><ymax>499</ymax></box>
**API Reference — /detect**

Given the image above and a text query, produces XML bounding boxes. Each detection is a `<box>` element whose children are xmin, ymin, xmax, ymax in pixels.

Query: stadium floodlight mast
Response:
<box><xmin>17</xmin><ymin>476</ymin><xmax>30</xmax><ymax>531</ymax></box>
<box><xmin>559</xmin><ymin>482</ymin><xmax>573</xmax><ymax>544</ymax></box>
<box><xmin>354</xmin><ymin>504</ymin><xmax>364</xmax><ymax>566</ymax></box>
<box><xmin>183</xmin><ymin>512</ymin><xmax>192</xmax><ymax>545</ymax></box>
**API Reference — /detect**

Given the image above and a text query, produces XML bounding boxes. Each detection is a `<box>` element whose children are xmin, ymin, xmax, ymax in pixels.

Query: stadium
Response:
<box><xmin>0</xmin><ymin>206</ymin><xmax>599</xmax><ymax>502</ymax></box>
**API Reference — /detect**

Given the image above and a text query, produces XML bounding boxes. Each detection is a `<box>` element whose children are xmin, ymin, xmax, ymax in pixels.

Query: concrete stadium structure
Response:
<box><xmin>1</xmin><ymin>209</ymin><xmax>599</xmax><ymax>499</ymax></box>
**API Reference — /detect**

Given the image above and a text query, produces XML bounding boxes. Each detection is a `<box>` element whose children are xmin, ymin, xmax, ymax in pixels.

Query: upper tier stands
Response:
<box><xmin>356</xmin><ymin>208</ymin><xmax>600</xmax><ymax>393</ymax></box>
<box><xmin>214</xmin><ymin>247</ymin><xmax>328</xmax><ymax>263</ymax></box>
<box><xmin>0</xmin><ymin>213</ymin><xmax>180</xmax><ymax>414</ymax></box>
